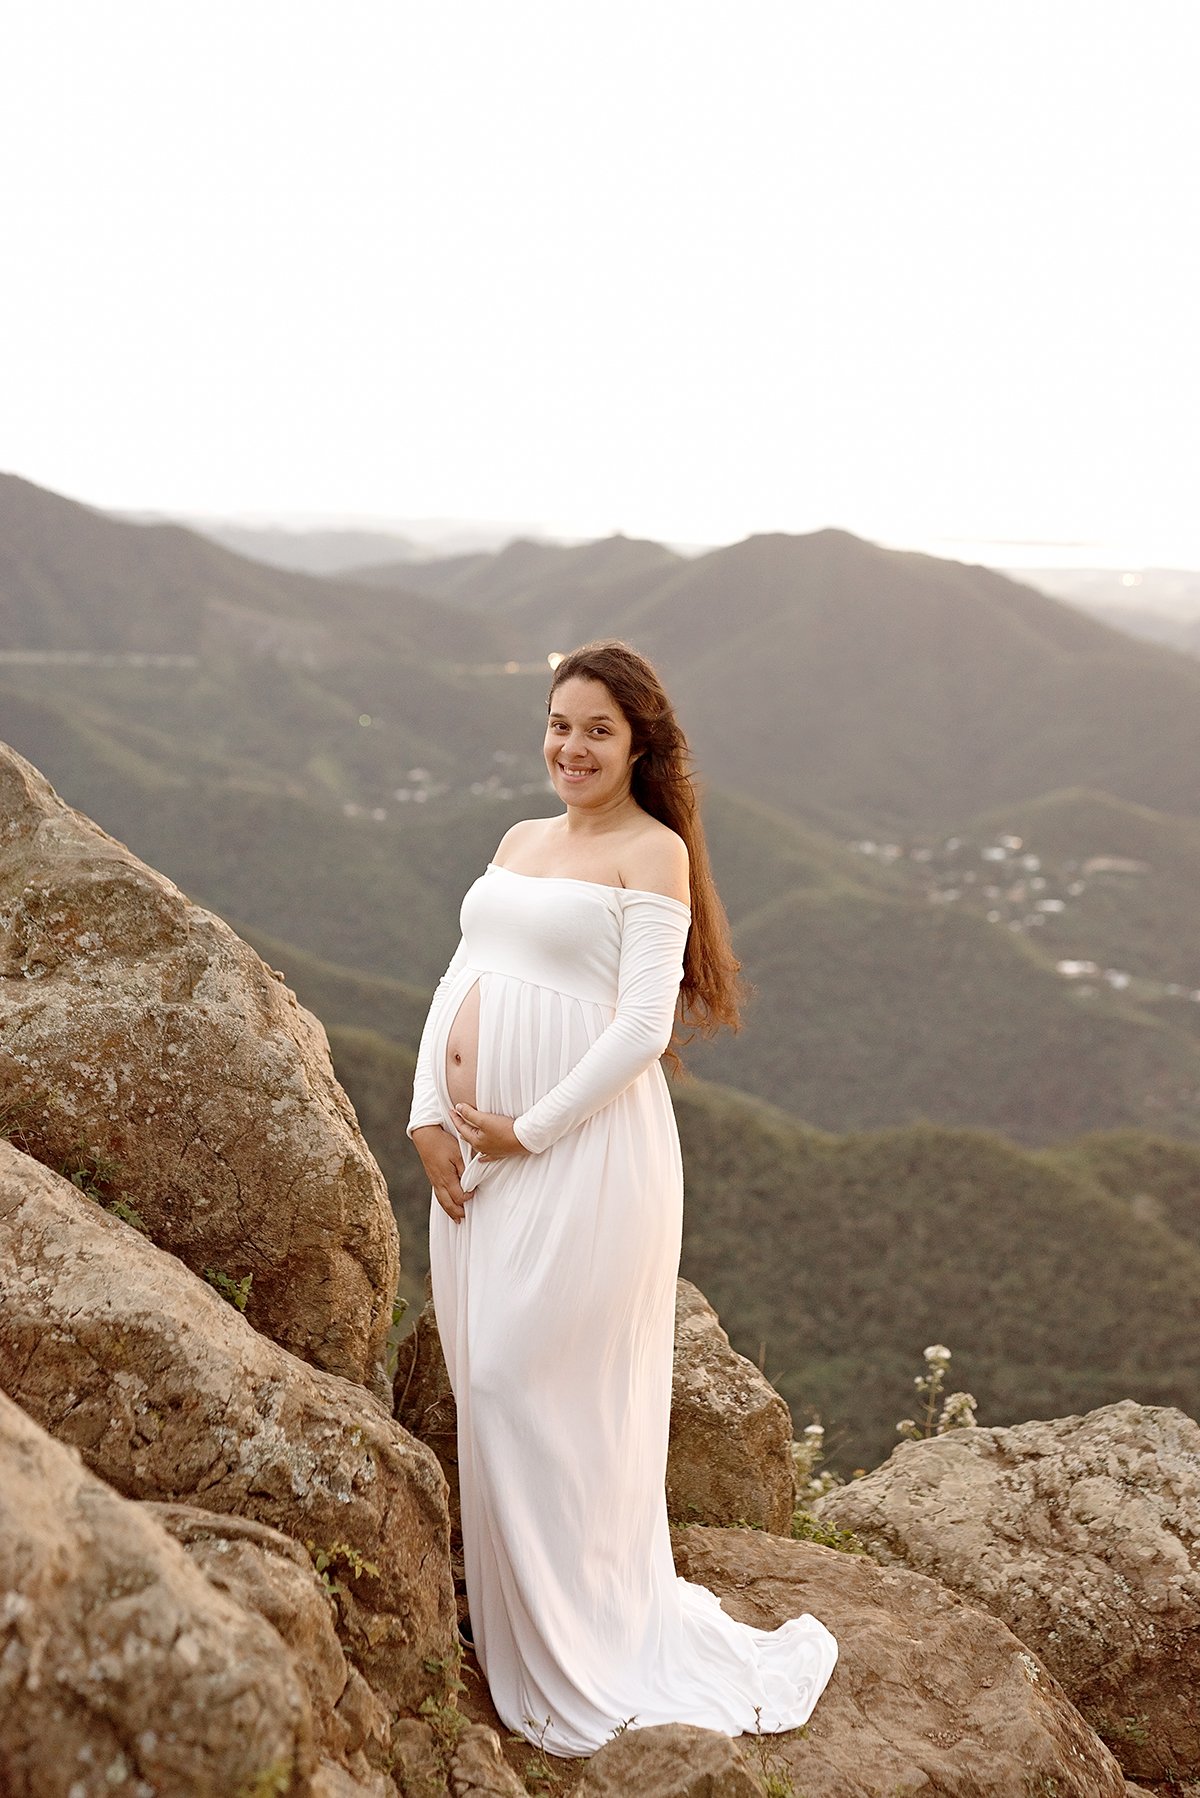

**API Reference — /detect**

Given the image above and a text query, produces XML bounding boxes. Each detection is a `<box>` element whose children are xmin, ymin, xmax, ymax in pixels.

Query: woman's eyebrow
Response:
<box><xmin>548</xmin><ymin>711</ymin><xmax>616</xmax><ymax>722</ymax></box>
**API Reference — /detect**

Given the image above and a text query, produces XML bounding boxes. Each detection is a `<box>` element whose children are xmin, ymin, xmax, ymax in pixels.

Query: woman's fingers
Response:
<box><xmin>433</xmin><ymin>1177</ymin><xmax>470</xmax><ymax>1223</ymax></box>
<box><xmin>419</xmin><ymin>1135</ymin><xmax>472</xmax><ymax>1223</ymax></box>
<box><xmin>413</xmin><ymin>1121</ymin><xmax>480</xmax><ymax>1222</ymax></box>
<box><xmin>452</xmin><ymin>1106</ymin><xmax>511</xmax><ymax>1157</ymax></box>
<box><xmin>432</xmin><ymin>1105</ymin><xmax>518</xmax><ymax>1189</ymax></box>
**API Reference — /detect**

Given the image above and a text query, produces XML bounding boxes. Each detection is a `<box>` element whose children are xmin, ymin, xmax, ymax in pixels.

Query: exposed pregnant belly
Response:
<box><xmin>445</xmin><ymin>978</ymin><xmax>481</xmax><ymax>1115</ymax></box>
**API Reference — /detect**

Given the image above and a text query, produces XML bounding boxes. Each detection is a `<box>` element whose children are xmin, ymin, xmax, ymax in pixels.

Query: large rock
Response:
<box><xmin>667</xmin><ymin>1524</ymin><xmax>1127</xmax><ymax>1798</ymax></box>
<box><xmin>667</xmin><ymin>1278</ymin><xmax>795</xmax><ymax>1533</ymax></box>
<box><xmin>447</xmin><ymin>1726</ymin><xmax>531</xmax><ymax>1796</ymax></box>
<box><xmin>811</xmin><ymin>1401</ymin><xmax>1200</xmax><ymax>1782</ymax></box>
<box><xmin>0</xmin><ymin>1137</ymin><xmax>456</xmax><ymax>1715</ymax></box>
<box><xmin>395</xmin><ymin>1277</ymin><xmax>796</xmax><ymax>1539</ymax></box>
<box><xmin>146</xmin><ymin>1503</ymin><xmax>395</xmax><ymax>1796</ymax></box>
<box><xmin>387</xmin><ymin>1719</ymin><xmax>529</xmax><ymax>1798</ymax></box>
<box><xmin>0</xmin><ymin>740</ymin><xmax>398</xmax><ymax>1397</ymax></box>
<box><xmin>0</xmin><ymin>1387</ymin><xmax>316</xmax><ymax>1796</ymax></box>
<box><xmin>578</xmin><ymin>1722</ymin><xmax>766</xmax><ymax>1796</ymax></box>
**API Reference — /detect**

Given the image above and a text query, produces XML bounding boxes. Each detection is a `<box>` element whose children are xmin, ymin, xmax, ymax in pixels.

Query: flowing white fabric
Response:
<box><xmin>407</xmin><ymin>860</ymin><xmax>839</xmax><ymax>1757</ymax></box>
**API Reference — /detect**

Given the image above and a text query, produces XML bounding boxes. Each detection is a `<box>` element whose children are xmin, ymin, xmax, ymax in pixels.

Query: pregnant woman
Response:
<box><xmin>407</xmin><ymin>639</ymin><xmax>838</xmax><ymax>1758</ymax></box>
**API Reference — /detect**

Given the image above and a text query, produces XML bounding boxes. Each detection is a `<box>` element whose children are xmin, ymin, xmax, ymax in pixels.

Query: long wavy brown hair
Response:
<box><xmin>548</xmin><ymin>639</ymin><xmax>745</xmax><ymax>1069</ymax></box>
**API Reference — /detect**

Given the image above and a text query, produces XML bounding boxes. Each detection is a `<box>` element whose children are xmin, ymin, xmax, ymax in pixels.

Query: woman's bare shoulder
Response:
<box><xmin>621</xmin><ymin>821</ymin><xmax>690</xmax><ymax>905</ymax></box>
<box><xmin>492</xmin><ymin>817</ymin><xmax>554</xmax><ymax>866</ymax></box>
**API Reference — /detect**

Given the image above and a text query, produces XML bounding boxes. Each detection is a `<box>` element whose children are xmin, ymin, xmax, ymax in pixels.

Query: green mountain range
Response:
<box><xmin>4</xmin><ymin>470</ymin><xmax>1200</xmax><ymax>1470</ymax></box>
<box><xmin>377</xmin><ymin>524</ymin><xmax>1200</xmax><ymax>835</ymax></box>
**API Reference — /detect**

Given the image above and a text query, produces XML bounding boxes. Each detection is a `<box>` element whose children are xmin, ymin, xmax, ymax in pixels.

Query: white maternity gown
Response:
<box><xmin>407</xmin><ymin>859</ymin><xmax>839</xmax><ymax>1758</ymax></box>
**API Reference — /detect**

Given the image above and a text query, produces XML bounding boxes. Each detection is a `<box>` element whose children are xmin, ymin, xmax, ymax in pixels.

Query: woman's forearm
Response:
<box><xmin>512</xmin><ymin>894</ymin><xmax>688</xmax><ymax>1154</ymax></box>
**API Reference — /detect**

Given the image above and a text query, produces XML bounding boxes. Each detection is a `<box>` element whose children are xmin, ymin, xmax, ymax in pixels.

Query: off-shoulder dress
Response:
<box><xmin>407</xmin><ymin>859</ymin><xmax>838</xmax><ymax>1758</ymax></box>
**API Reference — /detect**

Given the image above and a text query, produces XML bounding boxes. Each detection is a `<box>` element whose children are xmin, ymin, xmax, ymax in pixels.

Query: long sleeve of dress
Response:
<box><xmin>406</xmin><ymin>935</ymin><xmax>470</xmax><ymax>1139</ymax></box>
<box><xmin>512</xmin><ymin>891</ymin><xmax>690</xmax><ymax>1155</ymax></box>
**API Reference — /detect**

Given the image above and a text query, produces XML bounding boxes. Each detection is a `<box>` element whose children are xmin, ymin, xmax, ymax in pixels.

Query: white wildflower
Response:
<box><xmin>938</xmin><ymin>1391</ymin><xmax>979</xmax><ymax>1432</ymax></box>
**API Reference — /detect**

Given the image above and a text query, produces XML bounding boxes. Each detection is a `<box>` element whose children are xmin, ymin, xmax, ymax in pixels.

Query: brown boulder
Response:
<box><xmin>667</xmin><ymin>1524</ymin><xmax>1127</xmax><ymax>1798</ymax></box>
<box><xmin>388</xmin><ymin>1718</ymin><xmax>450</xmax><ymax>1794</ymax></box>
<box><xmin>0</xmin><ymin>740</ymin><xmax>397</xmax><ymax>1397</ymax></box>
<box><xmin>395</xmin><ymin>1278</ymin><xmax>796</xmax><ymax>1540</ymax></box>
<box><xmin>447</xmin><ymin>1724</ymin><xmax>531</xmax><ymax>1796</ymax></box>
<box><xmin>0</xmin><ymin>1387</ymin><xmax>315</xmax><ymax>1796</ymax></box>
<box><xmin>811</xmin><ymin>1402</ymin><xmax>1200</xmax><ymax>1782</ymax></box>
<box><xmin>667</xmin><ymin>1278</ymin><xmax>795</xmax><ymax>1533</ymax></box>
<box><xmin>386</xmin><ymin>1719</ymin><xmax>529</xmax><ymax>1798</ymax></box>
<box><xmin>577</xmin><ymin>1722</ymin><xmax>765</xmax><ymax>1796</ymax></box>
<box><xmin>146</xmin><ymin>1502</ymin><xmax>394</xmax><ymax>1794</ymax></box>
<box><xmin>0</xmin><ymin>1137</ymin><xmax>456</xmax><ymax>1715</ymax></box>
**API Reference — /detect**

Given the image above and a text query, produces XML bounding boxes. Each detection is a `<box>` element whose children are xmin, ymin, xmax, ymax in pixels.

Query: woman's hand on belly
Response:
<box><xmin>411</xmin><ymin>1124</ymin><xmax>473</xmax><ymax>1223</ymax></box>
<box><xmin>449</xmin><ymin>1103</ymin><xmax>529</xmax><ymax>1167</ymax></box>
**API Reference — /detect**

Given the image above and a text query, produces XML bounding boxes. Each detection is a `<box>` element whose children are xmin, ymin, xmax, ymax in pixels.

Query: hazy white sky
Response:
<box><xmin>2</xmin><ymin>2</ymin><xmax>1198</xmax><ymax>563</ymax></box>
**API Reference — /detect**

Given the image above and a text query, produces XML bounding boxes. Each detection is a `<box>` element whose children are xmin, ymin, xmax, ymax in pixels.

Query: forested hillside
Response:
<box><xmin>4</xmin><ymin>472</ymin><xmax>1200</xmax><ymax>1471</ymax></box>
<box><xmin>4</xmin><ymin>472</ymin><xmax>1199</xmax><ymax>1145</ymax></box>
<box><xmin>332</xmin><ymin>1028</ymin><xmax>1200</xmax><ymax>1476</ymax></box>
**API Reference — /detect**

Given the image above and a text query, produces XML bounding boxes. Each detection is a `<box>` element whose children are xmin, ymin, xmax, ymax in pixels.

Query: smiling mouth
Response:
<box><xmin>557</xmin><ymin>763</ymin><xmax>598</xmax><ymax>780</ymax></box>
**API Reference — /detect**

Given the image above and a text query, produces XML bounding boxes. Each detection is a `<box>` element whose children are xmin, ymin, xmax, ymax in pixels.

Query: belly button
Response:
<box><xmin>453</xmin><ymin>1052</ymin><xmax>461</xmax><ymax>1064</ymax></box>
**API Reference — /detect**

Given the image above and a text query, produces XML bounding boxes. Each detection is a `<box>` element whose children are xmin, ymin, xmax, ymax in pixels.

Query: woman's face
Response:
<box><xmin>544</xmin><ymin>676</ymin><xmax>639</xmax><ymax>810</ymax></box>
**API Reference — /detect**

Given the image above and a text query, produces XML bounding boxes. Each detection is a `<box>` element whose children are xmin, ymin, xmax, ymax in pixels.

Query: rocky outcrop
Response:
<box><xmin>0</xmin><ymin>1137</ymin><xmax>456</xmax><ymax>1715</ymax></box>
<box><xmin>454</xmin><ymin>1519</ymin><xmax>1133</xmax><ymax>1793</ymax></box>
<box><xmin>387</xmin><ymin>1719</ymin><xmax>530</xmax><ymax>1798</ymax></box>
<box><xmin>146</xmin><ymin>1503</ymin><xmax>395</xmax><ymax>1794</ymax></box>
<box><xmin>447</xmin><ymin>1726</ymin><xmax>531</xmax><ymax>1796</ymax></box>
<box><xmin>810</xmin><ymin>1401</ymin><xmax>1200</xmax><ymax>1782</ymax></box>
<box><xmin>395</xmin><ymin>1277</ymin><xmax>798</xmax><ymax>1541</ymax></box>
<box><xmin>578</xmin><ymin>1722</ymin><xmax>766</xmax><ymax>1795</ymax></box>
<box><xmin>667</xmin><ymin>1278</ymin><xmax>796</xmax><ymax>1533</ymax></box>
<box><xmin>1</xmin><ymin>1113</ymin><xmax>1143</xmax><ymax>1798</ymax></box>
<box><xmin>0</xmin><ymin>1388</ymin><xmax>315</xmax><ymax>1797</ymax></box>
<box><xmin>0</xmin><ymin>740</ymin><xmax>398</xmax><ymax>1397</ymax></box>
<box><xmin>0</xmin><ymin>730</ymin><xmax>1171</xmax><ymax>1798</ymax></box>
<box><xmin>666</xmin><ymin>1525</ymin><xmax>1128</xmax><ymax>1798</ymax></box>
